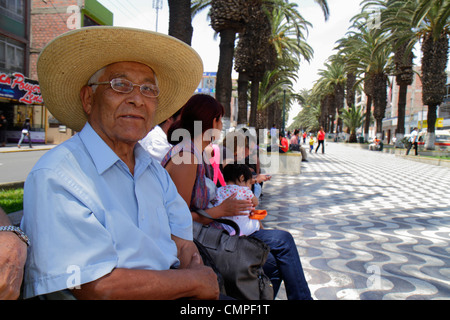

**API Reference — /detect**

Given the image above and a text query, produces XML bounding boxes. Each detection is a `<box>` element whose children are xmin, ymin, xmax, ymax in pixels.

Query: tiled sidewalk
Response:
<box><xmin>259</xmin><ymin>142</ymin><xmax>450</xmax><ymax>300</ymax></box>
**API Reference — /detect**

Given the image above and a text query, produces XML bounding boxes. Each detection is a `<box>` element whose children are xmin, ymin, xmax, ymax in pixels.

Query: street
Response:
<box><xmin>0</xmin><ymin>149</ymin><xmax>49</xmax><ymax>184</ymax></box>
<box><xmin>260</xmin><ymin>142</ymin><xmax>450</xmax><ymax>300</ymax></box>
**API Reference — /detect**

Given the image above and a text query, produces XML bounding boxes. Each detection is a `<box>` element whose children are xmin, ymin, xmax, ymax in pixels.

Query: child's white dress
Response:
<box><xmin>215</xmin><ymin>185</ymin><xmax>260</xmax><ymax>236</ymax></box>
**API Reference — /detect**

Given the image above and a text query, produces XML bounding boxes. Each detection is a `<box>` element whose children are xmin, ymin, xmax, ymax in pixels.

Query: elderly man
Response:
<box><xmin>21</xmin><ymin>27</ymin><xmax>218</xmax><ymax>300</ymax></box>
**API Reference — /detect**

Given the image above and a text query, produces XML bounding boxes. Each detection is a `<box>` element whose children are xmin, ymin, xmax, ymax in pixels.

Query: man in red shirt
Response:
<box><xmin>279</xmin><ymin>133</ymin><xmax>289</xmax><ymax>153</ymax></box>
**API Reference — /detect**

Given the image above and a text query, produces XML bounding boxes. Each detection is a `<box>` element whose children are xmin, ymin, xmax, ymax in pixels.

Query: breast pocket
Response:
<box><xmin>142</xmin><ymin>206</ymin><xmax>171</xmax><ymax>241</ymax></box>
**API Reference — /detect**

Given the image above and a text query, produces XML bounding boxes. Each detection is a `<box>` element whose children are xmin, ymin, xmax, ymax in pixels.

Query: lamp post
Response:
<box><xmin>281</xmin><ymin>84</ymin><xmax>289</xmax><ymax>135</ymax></box>
<box><xmin>153</xmin><ymin>0</ymin><xmax>163</xmax><ymax>32</ymax></box>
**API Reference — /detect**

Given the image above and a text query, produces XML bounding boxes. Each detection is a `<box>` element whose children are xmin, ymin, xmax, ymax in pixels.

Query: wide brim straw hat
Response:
<box><xmin>37</xmin><ymin>26</ymin><xmax>203</xmax><ymax>132</ymax></box>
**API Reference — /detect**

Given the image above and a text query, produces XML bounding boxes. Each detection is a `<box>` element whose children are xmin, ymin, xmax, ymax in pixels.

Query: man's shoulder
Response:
<box><xmin>31</xmin><ymin>135</ymin><xmax>85</xmax><ymax>171</ymax></box>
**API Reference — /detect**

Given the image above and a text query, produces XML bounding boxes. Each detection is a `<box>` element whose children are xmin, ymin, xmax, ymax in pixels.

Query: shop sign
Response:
<box><xmin>0</xmin><ymin>72</ymin><xmax>43</xmax><ymax>105</ymax></box>
<box><xmin>419</xmin><ymin>118</ymin><xmax>444</xmax><ymax>129</ymax></box>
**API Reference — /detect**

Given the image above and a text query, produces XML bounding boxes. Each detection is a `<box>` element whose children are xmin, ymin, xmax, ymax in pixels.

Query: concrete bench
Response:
<box><xmin>259</xmin><ymin>151</ymin><xmax>302</xmax><ymax>174</ymax></box>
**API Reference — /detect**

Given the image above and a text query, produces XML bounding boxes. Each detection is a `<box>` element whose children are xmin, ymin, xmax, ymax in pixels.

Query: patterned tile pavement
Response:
<box><xmin>258</xmin><ymin>142</ymin><xmax>450</xmax><ymax>300</ymax></box>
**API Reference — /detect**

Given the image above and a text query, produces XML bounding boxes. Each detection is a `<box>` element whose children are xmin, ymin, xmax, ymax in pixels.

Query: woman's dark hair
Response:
<box><xmin>222</xmin><ymin>164</ymin><xmax>253</xmax><ymax>184</ymax></box>
<box><xmin>168</xmin><ymin>94</ymin><xmax>225</xmax><ymax>144</ymax></box>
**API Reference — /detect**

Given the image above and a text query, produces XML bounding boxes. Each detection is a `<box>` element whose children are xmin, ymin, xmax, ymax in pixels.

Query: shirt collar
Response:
<box><xmin>79</xmin><ymin>123</ymin><xmax>122</xmax><ymax>175</ymax></box>
<box><xmin>79</xmin><ymin>123</ymin><xmax>154</xmax><ymax>176</ymax></box>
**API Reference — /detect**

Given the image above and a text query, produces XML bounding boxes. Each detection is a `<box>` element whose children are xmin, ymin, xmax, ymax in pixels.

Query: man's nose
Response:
<box><xmin>126</xmin><ymin>86</ymin><xmax>146</xmax><ymax>106</ymax></box>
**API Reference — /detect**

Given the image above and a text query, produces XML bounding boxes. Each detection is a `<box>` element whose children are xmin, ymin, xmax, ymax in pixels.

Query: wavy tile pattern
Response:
<box><xmin>259</xmin><ymin>143</ymin><xmax>450</xmax><ymax>300</ymax></box>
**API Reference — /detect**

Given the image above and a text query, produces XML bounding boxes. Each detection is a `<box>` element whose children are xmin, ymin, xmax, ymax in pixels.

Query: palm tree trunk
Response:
<box><xmin>373</xmin><ymin>74</ymin><xmax>388</xmax><ymax>138</ymax></box>
<box><xmin>364</xmin><ymin>95</ymin><xmax>372</xmax><ymax>142</ymax></box>
<box><xmin>168</xmin><ymin>0</ymin><xmax>193</xmax><ymax>45</ymax></box>
<box><xmin>395</xmin><ymin>83</ymin><xmax>407</xmax><ymax>146</ymax></box>
<box><xmin>421</xmin><ymin>32</ymin><xmax>449</xmax><ymax>150</ymax></box>
<box><xmin>216</xmin><ymin>29</ymin><xmax>237</xmax><ymax>122</ymax></box>
<box><xmin>425</xmin><ymin>104</ymin><xmax>438</xmax><ymax>149</ymax></box>
<box><xmin>237</xmin><ymin>72</ymin><xmax>249</xmax><ymax>124</ymax></box>
<box><xmin>249</xmin><ymin>79</ymin><xmax>259</xmax><ymax>127</ymax></box>
<box><xmin>346</xmin><ymin>72</ymin><xmax>356</xmax><ymax>108</ymax></box>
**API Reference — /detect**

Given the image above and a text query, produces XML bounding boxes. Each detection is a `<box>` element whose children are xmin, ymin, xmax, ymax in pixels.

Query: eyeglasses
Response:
<box><xmin>88</xmin><ymin>78</ymin><xmax>160</xmax><ymax>98</ymax></box>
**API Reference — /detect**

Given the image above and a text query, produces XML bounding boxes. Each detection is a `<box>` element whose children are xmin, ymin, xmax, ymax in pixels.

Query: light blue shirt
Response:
<box><xmin>21</xmin><ymin>123</ymin><xmax>192</xmax><ymax>298</ymax></box>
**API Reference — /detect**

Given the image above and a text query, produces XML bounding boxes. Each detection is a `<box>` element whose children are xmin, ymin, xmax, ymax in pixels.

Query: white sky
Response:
<box><xmin>97</xmin><ymin>0</ymin><xmax>364</xmax><ymax>124</ymax></box>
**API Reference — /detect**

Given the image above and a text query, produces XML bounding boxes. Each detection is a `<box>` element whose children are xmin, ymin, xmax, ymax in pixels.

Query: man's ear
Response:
<box><xmin>80</xmin><ymin>85</ymin><xmax>93</xmax><ymax>115</ymax></box>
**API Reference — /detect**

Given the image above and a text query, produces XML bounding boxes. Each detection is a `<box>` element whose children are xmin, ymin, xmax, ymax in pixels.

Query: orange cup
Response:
<box><xmin>250</xmin><ymin>209</ymin><xmax>267</xmax><ymax>220</ymax></box>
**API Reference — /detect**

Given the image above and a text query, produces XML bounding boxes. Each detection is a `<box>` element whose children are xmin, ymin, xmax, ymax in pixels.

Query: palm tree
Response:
<box><xmin>411</xmin><ymin>0</ymin><xmax>450</xmax><ymax>149</ymax></box>
<box><xmin>369</xmin><ymin>0</ymin><xmax>416</xmax><ymax>146</ymax></box>
<box><xmin>344</xmin><ymin>17</ymin><xmax>394</xmax><ymax>137</ymax></box>
<box><xmin>262</xmin><ymin>2</ymin><xmax>314</xmax><ymax>130</ymax></box>
<box><xmin>209</xmin><ymin>0</ymin><xmax>250</xmax><ymax>126</ymax></box>
<box><xmin>311</xmin><ymin>74</ymin><xmax>335</xmax><ymax>132</ymax></box>
<box><xmin>372</xmin><ymin>0</ymin><xmax>449</xmax><ymax>149</ymax></box>
<box><xmin>190</xmin><ymin>0</ymin><xmax>329</xmax><ymax>130</ymax></box>
<box><xmin>340</xmin><ymin>104</ymin><xmax>366</xmax><ymax>142</ymax></box>
<box><xmin>317</xmin><ymin>57</ymin><xmax>347</xmax><ymax>134</ymax></box>
<box><xmin>336</xmin><ymin>32</ymin><xmax>373</xmax><ymax>141</ymax></box>
<box><xmin>234</xmin><ymin>0</ymin><xmax>273</xmax><ymax>126</ymax></box>
<box><xmin>289</xmin><ymin>88</ymin><xmax>321</xmax><ymax>132</ymax></box>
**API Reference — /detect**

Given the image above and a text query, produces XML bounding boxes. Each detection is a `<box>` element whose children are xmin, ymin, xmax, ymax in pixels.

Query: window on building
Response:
<box><xmin>13</xmin><ymin>104</ymin><xmax>45</xmax><ymax>131</ymax></box>
<box><xmin>0</xmin><ymin>35</ymin><xmax>25</xmax><ymax>74</ymax></box>
<box><xmin>445</xmin><ymin>84</ymin><xmax>450</xmax><ymax>101</ymax></box>
<box><xmin>0</xmin><ymin>0</ymin><xmax>24</xmax><ymax>23</ymax></box>
<box><xmin>84</xmin><ymin>14</ymin><xmax>101</xmax><ymax>27</ymax></box>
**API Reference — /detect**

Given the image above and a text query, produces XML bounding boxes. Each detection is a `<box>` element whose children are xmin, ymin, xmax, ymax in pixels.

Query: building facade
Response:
<box><xmin>0</xmin><ymin>0</ymin><xmax>42</xmax><ymax>143</ymax></box>
<box><xmin>0</xmin><ymin>0</ymin><xmax>112</xmax><ymax>146</ymax></box>
<box><xmin>355</xmin><ymin>66</ymin><xmax>450</xmax><ymax>144</ymax></box>
<box><xmin>196</xmin><ymin>71</ymin><xmax>239</xmax><ymax>127</ymax></box>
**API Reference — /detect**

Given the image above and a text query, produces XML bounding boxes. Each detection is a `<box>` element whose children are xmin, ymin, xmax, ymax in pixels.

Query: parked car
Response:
<box><xmin>418</xmin><ymin>130</ymin><xmax>450</xmax><ymax>150</ymax></box>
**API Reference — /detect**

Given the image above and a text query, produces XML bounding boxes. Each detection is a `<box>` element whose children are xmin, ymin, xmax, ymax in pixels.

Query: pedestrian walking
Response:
<box><xmin>17</xmin><ymin>118</ymin><xmax>32</xmax><ymax>148</ymax></box>
<box><xmin>406</xmin><ymin>127</ymin><xmax>418</xmax><ymax>156</ymax></box>
<box><xmin>315</xmin><ymin>127</ymin><xmax>325</xmax><ymax>154</ymax></box>
<box><xmin>309</xmin><ymin>134</ymin><xmax>315</xmax><ymax>153</ymax></box>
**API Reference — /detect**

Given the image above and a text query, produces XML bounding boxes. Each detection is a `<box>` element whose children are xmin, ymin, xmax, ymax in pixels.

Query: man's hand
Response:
<box><xmin>172</xmin><ymin>235</ymin><xmax>219</xmax><ymax>300</ymax></box>
<box><xmin>185</xmin><ymin>252</ymin><xmax>220</xmax><ymax>300</ymax></box>
<box><xmin>0</xmin><ymin>232</ymin><xmax>27</xmax><ymax>300</ymax></box>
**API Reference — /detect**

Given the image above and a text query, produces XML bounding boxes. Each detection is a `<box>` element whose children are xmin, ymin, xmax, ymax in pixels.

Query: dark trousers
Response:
<box><xmin>252</xmin><ymin>229</ymin><xmax>312</xmax><ymax>300</ymax></box>
<box><xmin>315</xmin><ymin>139</ymin><xmax>324</xmax><ymax>153</ymax></box>
<box><xmin>406</xmin><ymin>142</ymin><xmax>418</xmax><ymax>155</ymax></box>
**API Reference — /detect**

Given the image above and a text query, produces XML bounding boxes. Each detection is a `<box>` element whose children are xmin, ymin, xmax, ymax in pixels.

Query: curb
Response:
<box><xmin>0</xmin><ymin>181</ymin><xmax>25</xmax><ymax>189</ymax></box>
<box><xmin>0</xmin><ymin>145</ymin><xmax>56</xmax><ymax>153</ymax></box>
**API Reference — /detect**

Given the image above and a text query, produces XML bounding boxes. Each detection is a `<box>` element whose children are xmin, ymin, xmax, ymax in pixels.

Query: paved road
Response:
<box><xmin>0</xmin><ymin>150</ymin><xmax>48</xmax><ymax>184</ymax></box>
<box><xmin>260</xmin><ymin>142</ymin><xmax>450</xmax><ymax>300</ymax></box>
<box><xmin>0</xmin><ymin>144</ymin><xmax>55</xmax><ymax>185</ymax></box>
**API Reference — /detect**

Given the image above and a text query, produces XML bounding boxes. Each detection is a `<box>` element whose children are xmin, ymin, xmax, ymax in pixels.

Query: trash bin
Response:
<box><xmin>358</xmin><ymin>136</ymin><xmax>364</xmax><ymax>143</ymax></box>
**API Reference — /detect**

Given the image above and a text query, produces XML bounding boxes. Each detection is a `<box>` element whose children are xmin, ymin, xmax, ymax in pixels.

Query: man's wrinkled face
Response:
<box><xmin>81</xmin><ymin>61</ymin><xmax>158</xmax><ymax>148</ymax></box>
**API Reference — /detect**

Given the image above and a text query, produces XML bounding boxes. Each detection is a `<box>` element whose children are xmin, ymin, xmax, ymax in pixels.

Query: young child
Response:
<box><xmin>309</xmin><ymin>134</ymin><xmax>315</xmax><ymax>153</ymax></box>
<box><xmin>215</xmin><ymin>164</ymin><xmax>260</xmax><ymax>236</ymax></box>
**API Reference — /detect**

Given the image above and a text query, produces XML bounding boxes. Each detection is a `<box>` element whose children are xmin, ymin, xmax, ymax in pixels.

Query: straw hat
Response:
<box><xmin>37</xmin><ymin>26</ymin><xmax>204</xmax><ymax>132</ymax></box>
